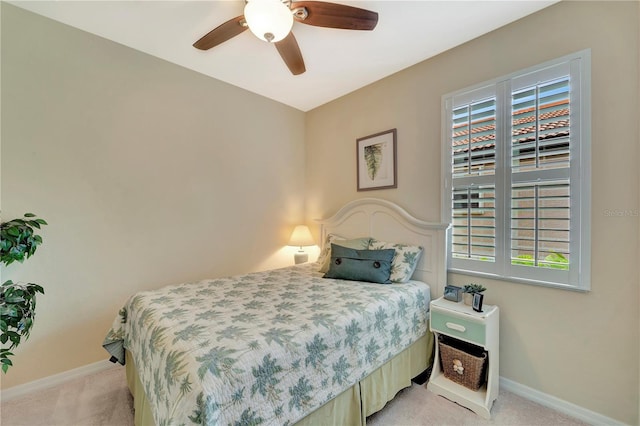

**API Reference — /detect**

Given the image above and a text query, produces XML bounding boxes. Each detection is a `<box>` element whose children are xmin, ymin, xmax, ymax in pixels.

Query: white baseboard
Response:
<box><xmin>1</xmin><ymin>359</ymin><xmax>118</xmax><ymax>402</ymax></box>
<box><xmin>499</xmin><ymin>377</ymin><xmax>625</xmax><ymax>426</ymax></box>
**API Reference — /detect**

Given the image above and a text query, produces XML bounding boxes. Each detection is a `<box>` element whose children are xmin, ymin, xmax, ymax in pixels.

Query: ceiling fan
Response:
<box><xmin>193</xmin><ymin>0</ymin><xmax>379</xmax><ymax>75</ymax></box>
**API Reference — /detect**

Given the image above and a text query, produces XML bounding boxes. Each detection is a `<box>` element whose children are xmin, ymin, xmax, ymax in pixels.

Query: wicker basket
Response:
<box><xmin>439</xmin><ymin>335</ymin><xmax>488</xmax><ymax>391</ymax></box>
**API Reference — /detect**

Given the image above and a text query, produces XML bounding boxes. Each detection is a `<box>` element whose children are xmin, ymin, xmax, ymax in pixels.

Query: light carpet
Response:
<box><xmin>1</xmin><ymin>365</ymin><xmax>588</xmax><ymax>426</ymax></box>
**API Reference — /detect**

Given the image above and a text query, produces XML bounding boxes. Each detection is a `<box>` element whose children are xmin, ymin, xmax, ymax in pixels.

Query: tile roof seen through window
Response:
<box><xmin>453</xmin><ymin>98</ymin><xmax>569</xmax><ymax>155</ymax></box>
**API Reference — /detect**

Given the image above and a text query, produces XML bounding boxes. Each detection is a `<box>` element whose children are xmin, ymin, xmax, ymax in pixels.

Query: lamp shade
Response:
<box><xmin>244</xmin><ymin>0</ymin><xmax>293</xmax><ymax>43</ymax></box>
<box><xmin>288</xmin><ymin>225</ymin><xmax>315</xmax><ymax>248</ymax></box>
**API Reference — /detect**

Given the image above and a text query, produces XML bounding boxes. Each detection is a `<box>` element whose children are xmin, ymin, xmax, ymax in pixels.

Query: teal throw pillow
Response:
<box><xmin>323</xmin><ymin>244</ymin><xmax>395</xmax><ymax>284</ymax></box>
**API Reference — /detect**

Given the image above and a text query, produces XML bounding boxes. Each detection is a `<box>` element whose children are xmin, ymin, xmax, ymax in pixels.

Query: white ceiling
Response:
<box><xmin>9</xmin><ymin>0</ymin><xmax>557</xmax><ymax>111</ymax></box>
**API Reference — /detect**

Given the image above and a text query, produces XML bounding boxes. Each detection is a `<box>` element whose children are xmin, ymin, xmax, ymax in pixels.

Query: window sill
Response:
<box><xmin>447</xmin><ymin>267</ymin><xmax>590</xmax><ymax>293</ymax></box>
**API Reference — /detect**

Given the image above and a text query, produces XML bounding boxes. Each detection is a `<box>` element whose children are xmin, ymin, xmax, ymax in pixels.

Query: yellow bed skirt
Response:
<box><xmin>125</xmin><ymin>331</ymin><xmax>433</xmax><ymax>426</ymax></box>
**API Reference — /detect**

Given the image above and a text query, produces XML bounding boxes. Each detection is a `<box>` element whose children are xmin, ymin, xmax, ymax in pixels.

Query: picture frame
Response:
<box><xmin>356</xmin><ymin>128</ymin><xmax>397</xmax><ymax>191</ymax></box>
<box><xmin>443</xmin><ymin>285</ymin><xmax>462</xmax><ymax>302</ymax></box>
<box><xmin>472</xmin><ymin>293</ymin><xmax>484</xmax><ymax>312</ymax></box>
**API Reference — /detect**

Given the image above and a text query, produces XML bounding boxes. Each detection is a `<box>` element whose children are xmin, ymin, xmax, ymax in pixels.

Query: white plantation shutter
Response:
<box><xmin>510</xmin><ymin>181</ymin><xmax>570</xmax><ymax>266</ymax></box>
<box><xmin>451</xmin><ymin>185</ymin><xmax>496</xmax><ymax>262</ymax></box>
<box><xmin>447</xmin><ymin>85</ymin><xmax>500</xmax><ymax>275</ymax></box>
<box><xmin>511</xmin><ymin>77</ymin><xmax>571</xmax><ymax>172</ymax></box>
<box><xmin>452</xmin><ymin>99</ymin><xmax>497</xmax><ymax>177</ymax></box>
<box><xmin>443</xmin><ymin>51</ymin><xmax>590</xmax><ymax>290</ymax></box>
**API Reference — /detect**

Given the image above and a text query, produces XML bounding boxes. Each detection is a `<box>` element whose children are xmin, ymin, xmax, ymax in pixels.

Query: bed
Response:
<box><xmin>103</xmin><ymin>198</ymin><xmax>448</xmax><ymax>425</ymax></box>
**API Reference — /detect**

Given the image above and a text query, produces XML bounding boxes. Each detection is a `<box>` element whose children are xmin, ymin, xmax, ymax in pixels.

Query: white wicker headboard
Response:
<box><xmin>316</xmin><ymin>198</ymin><xmax>449</xmax><ymax>298</ymax></box>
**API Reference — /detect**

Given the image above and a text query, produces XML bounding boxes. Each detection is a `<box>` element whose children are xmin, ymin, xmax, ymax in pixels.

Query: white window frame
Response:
<box><xmin>441</xmin><ymin>50</ymin><xmax>591</xmax><ymax>291</ymax></box>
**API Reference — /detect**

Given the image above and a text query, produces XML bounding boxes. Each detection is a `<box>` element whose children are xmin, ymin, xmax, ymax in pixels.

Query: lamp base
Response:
<box><xmin>294</xmin><ymin>252</ymin><xmax>309</xmax><ymax>264</ymax></box>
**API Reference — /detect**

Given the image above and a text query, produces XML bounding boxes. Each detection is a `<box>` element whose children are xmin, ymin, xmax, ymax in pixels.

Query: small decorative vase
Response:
<box><xmin>463</xmin><ymin>293</ymin><xmax>474</xmax><ymax>306</ymax></box>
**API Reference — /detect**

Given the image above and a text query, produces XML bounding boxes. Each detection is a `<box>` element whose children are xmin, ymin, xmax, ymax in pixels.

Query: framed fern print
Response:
<box><xmin>356</xmin><ymin>128</ymin><xmax>397</xmax><ymax>191</ymax></box>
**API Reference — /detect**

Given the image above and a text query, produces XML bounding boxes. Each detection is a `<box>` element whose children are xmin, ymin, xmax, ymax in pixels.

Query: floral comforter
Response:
<box><xmin>102</xmin><ymin>262</ymin><xmax>431</xmax><ymax>425</ymax></box>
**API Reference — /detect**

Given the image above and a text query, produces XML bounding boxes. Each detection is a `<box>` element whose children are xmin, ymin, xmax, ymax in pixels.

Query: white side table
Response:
<box><xmin>427</xmin><ymin>296</ymin><xmax>499</xmax><ymax>419</ymax></box>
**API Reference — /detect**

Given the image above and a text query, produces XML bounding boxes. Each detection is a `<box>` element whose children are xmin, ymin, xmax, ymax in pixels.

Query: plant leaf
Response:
<box><xmin>364</xmin><ymin>144</ymin><xmax>383</xmax><ymax>181</ymax></box>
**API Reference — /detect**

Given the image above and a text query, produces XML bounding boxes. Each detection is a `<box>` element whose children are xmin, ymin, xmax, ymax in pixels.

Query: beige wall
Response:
<box><xmin>2</xmin><ymin>1</ymin><xmax>639</xmax><ymax>424</ymax></box>
<box><xmin>1</xmin><ymin>4</ymin><xmax>305</xmax><ymax>388</ymax></box>
<box><xmin>306</xmin><ymin>1</ymin><xmax>639</xmax><ymax>424</ymax></box>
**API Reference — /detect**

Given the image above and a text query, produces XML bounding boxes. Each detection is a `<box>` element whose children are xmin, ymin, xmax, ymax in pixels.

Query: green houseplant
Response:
<box><xmin>462</xmin><ymin>283</ymin><xmax>486</xmax><ymax>306</ymax></box>
<box><xmin>0</xmin><ymin>213</ymin><xmax>47</xmax><ymax>373</ymax></box>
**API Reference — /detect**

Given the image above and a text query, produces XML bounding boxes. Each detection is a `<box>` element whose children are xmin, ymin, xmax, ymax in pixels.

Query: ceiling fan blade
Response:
<box><xmin>292</xmin><ymin>1</ymin><xmax>378</xmax><ymax>30</ymax></box>
<box><xmin>275</xmin><ymin>32</ymin><xmax>306</xmax><ymax>75</ymax></box>
<box><xmin>193</xmin><ymin>15</ymin><xmax>248</xmax><ymax>50</ymax></box>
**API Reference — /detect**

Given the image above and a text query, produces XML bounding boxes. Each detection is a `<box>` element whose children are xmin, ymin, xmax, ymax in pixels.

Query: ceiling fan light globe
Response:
<box><xmin>244</xmin><ymin>0</ymin><xmax>293</xmax><ymax>43</ymax></box>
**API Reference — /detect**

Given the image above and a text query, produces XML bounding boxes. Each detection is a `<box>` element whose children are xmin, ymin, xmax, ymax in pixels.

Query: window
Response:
<box><xmin>442</xmin><ymin>50</ymin><xmax>591</xmax><ymax>291</ymax></box>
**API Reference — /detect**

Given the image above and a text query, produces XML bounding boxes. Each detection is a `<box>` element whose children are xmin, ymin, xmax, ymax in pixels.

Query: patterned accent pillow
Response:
<box><xmin>368</xmin><ymin>238</ymin><xmax>423</xmax><ymax>283</ymax></box>
<box><xmin>316</xmin><ymin>234</ymin><xmax>371</xmax><ymax>273</ymax></box>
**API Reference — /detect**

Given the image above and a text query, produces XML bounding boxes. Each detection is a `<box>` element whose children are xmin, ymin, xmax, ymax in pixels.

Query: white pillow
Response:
<box><xmin>368</xmin><ymin>238</ymin><xmax>423</xmax><ymax>283</ymax></box>
<box><xmin>317</xmin><ymin>234</ymin><xmax>371</xmax><ymax>273</ymax></box>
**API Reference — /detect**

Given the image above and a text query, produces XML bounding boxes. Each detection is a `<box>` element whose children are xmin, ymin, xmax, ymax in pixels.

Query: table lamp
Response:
<box><xmin>288</xmin><ymin>225</ymin><xmax>315</xmax><ymax>264</ymax></box>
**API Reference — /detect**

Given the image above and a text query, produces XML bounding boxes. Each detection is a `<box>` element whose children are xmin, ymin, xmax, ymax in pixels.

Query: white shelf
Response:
<box><xmin>431</xmin><ymin>297</ymin><xmax>495</xmax><ymax>318</ymax></box>
<box><xmin>428</xmin><ymin>373</ymin><xmax>491</xmax><ymax>418</ymax></box>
